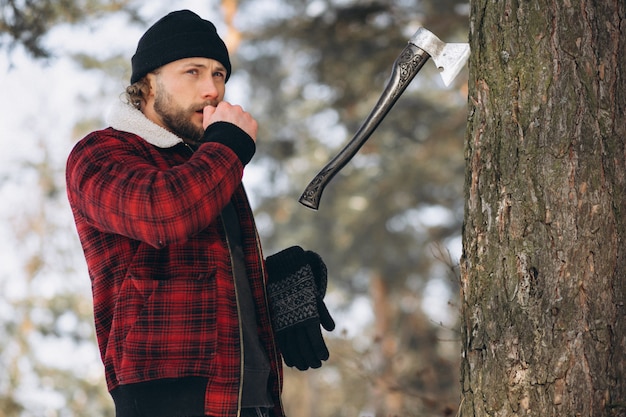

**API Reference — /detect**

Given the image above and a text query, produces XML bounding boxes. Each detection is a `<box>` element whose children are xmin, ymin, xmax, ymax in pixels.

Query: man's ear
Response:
<box><xmin>145</xmin><ymin>73</ymin><xmax>157</xmax><ymax>98</ymax></box>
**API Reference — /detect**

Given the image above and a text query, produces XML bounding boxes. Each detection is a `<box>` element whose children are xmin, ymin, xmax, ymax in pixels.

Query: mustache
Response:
<box><xmin>193</xmin><ymin>102</ymin><xmax>218</xmax><ymax>112</ymax></box>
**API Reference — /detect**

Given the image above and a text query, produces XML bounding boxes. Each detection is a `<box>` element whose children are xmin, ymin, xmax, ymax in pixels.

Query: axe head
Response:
<box><xmin>409</xmin><ymin>28</ymin><xmax>470</xmax><ymax>86</ymax></box>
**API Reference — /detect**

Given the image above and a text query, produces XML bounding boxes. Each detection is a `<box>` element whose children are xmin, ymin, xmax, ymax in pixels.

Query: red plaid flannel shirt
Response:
<box><xmin>65</xmin><ymin>104</ymin><xmax>283</xmax><ymax>417</ymax></box>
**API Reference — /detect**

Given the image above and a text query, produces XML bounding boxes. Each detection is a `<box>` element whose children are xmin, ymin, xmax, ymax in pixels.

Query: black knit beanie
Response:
<box><xmin>130</xmin><ymin>10</ymin><xmax>231</xmax><ymax>84</ymax></box>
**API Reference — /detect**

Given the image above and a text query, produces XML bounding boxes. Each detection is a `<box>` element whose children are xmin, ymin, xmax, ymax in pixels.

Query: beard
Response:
<box><xmin>153</xmin><ymin>80</ymin><xmax>207</xmax><ymax>147</ymax></box>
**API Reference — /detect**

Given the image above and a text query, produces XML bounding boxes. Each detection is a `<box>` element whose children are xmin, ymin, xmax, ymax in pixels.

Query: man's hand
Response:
<box><xmin>203</xmin><ymin>101</ymin><xmax>258</xmax><ymax>142</ymax></box>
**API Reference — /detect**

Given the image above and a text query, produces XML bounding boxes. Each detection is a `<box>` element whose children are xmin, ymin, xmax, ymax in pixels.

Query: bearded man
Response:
<box><xmin>66</xmin><ymin>10</ymin><xmax>335</xmax><ymax>417</ymax></box>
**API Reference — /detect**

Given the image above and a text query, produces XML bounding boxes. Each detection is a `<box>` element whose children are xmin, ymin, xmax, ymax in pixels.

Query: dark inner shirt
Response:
<box><xmin>221</xmin><ymin>201</ymin><xmax>273</xmax><ymax>409</ymax></box>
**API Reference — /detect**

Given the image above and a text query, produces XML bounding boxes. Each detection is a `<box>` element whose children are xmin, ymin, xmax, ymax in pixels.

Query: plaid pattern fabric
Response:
<box><xmin>66</xmin><ymin>126</ymin><xmax>283</xmax><ymax>417</ymax></box>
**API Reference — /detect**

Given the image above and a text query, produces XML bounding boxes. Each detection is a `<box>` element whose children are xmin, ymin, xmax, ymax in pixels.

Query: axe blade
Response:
<box><xmin>409</xmin><ymin>28</ymin><xmax>470</xmax><ymax>86</ymax></box>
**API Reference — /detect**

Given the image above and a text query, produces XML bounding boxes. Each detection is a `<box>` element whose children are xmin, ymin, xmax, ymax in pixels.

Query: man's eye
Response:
<box><xmin>187</xmin><ymin>69</ymin><xmax>199</xmax><ymax>75</ymax></box>
<box><xmin>214</xmin><ymin>72</ymin><xmax>225</xmax><ymax>78</ymax></box>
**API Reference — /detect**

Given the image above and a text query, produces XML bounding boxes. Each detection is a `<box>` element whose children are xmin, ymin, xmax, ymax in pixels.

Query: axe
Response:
<box><xmin>299</xmin><ymin>28</ymin><xmax>470</xmax><ymax>210</ymax></box>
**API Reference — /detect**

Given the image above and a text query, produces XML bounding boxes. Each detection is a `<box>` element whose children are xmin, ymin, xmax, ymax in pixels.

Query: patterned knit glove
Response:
<box><xmin>265</xmin><ymin>246</ymin><xmax>335</xmax><ymax>370</ymax></box>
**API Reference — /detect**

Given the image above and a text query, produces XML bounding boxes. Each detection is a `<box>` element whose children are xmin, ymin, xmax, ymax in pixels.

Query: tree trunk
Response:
<box><xmin>460</xmin><ymin>1</ymin><xmax>626</xmax><ymax>416</ymax></box>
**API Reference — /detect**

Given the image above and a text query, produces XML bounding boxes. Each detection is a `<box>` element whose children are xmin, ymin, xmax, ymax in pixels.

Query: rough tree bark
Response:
<box><xmin>460</xmin><ymin>1</ymin><xmax>625</xmax><ymax>416</ymax></box>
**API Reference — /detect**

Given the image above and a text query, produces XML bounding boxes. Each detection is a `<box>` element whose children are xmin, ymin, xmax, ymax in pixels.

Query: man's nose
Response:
<box><xmin>200</xmin><ymin>77</ymin><xmax>219</xmax><ymax>99</ymax></box>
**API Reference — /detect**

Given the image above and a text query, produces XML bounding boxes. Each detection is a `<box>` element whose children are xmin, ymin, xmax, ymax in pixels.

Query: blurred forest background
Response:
<box><xmin>0</xmin><ymin>0</ymin><xmax>469</xmax><ymax>416</ymax></box>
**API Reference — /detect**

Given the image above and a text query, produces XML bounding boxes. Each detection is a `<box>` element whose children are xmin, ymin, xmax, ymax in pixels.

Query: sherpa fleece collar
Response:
<box><xmin>106</xmin><ymin>101</ymin><xmax>183</xmax><ymax>148</ymax></box>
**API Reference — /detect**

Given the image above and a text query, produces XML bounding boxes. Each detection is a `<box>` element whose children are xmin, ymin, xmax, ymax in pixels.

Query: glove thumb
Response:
<box><xmin>318</xmin><ymin>300</ymin><xmax>335</xmax><ymax>331</ymax></box>
<box><xmin>305</xmin><ymin>251</ymin><xmax>327</xmax><ymax>296</ymax></box>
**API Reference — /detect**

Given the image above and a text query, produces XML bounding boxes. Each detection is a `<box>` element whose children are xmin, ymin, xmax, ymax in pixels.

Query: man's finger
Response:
<box><xmin>202</xmin><ymin>105</ymin><xmax>217</xmax><ymax>129</ymax></box>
